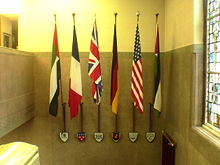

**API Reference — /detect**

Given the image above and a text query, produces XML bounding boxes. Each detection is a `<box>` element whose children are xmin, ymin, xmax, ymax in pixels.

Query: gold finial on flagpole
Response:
<box><xmin>54</xmin><ymin>13</ymin><xmax>57</xmax><ymax>23</ymax></box>
<box><xmin>114</xmin><ymin>12</ymin><xmax>118</xmax><ymax>25</ymax></box>
<box><xmin>72</xmin><ymin>13</ymin><xmax>76</xmax><ymax>25</ymax></box>
<box><xmin>136</xmin><ymin>11</ymin><xmax>140</xmax><ymax>23</ymax></box>
<box><xmin>155</xmin><ymin>13</ymin><xmax>159</xmax><ymax>23</ymax></box>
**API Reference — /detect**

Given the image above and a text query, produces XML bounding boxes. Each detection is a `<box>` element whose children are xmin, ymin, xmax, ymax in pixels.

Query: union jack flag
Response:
<box><xmin>131</xmin><ymin>23</ymin><xmax>143</xmax><ymax>113</ymax></box>
<box><xmin>88</xmin><ymin>19</ymin><xmax>103</xmax><ymax>104</ymax></box>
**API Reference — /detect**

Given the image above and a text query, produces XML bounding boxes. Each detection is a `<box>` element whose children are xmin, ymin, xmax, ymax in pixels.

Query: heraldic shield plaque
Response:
<box><xmin>94</xmin><ymin>132</ymin><xmax>104</xmax><ymax>142</ymax></box>
<box><xmin>112</xmin><ymin>132</ymin><xmax>120</xmax><ymax>143</ymax></box>
<box><xmin>77</xmin><ymin>132</ymin><xmax>86</xmax><ymax>142</ymax></box>
<box><xmin>59</xmin><ymin>132</ymin><xmax>69</xmax><ymax>142</ymax></box>
<box><xmin>146</xmin><ymin>132</ymin><xmax>156</xmax><ymax>143</ymax></box>
<box><xmin>129</xmin><ymin>132</ymin><xmax>138</xmax><ymax>142</ymax></box>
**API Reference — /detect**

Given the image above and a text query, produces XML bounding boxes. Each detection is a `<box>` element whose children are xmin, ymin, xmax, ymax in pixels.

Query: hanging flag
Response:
<box><xmin>49</xmin><ymin>23</ymin><xmax>61</xmax><ymax>116</ymax></box>
<box><xmin>153</xmin><ymin>16</ymin><xmax>161</xmax><ymax>112</ymax></box>
<box><xmin>68</xmin><ymin>24</ymin><xmax>82</xmax><ymax>118</ymax></box>
<box><xmin>131</xmin><ymin>23</ymin><xmax>143</xmax><ymax>113</ymax></box>
<box><xmin>88</xmin><ymin>19</ymin><xmax>103</xmax><ymax>104</ymax></box>
<box><xmin>110</xmin><ymin>21</ymin><xmax>119</xmax><ymax>114</ymax></box>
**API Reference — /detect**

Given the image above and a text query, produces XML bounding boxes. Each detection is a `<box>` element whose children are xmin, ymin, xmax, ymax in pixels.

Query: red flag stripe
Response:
<box><xmin>89</xmin><ymin>64</ymin><xmax>101</xmax><ymax>80</ymax></box>
<box><xmin>90</xmin><ymin>42</ymin><xmax>100</xmax><ymax>60</ymax></box>
<box><xmin>131</xmin><ymin>90</ymin><xmax>143</xmax><ymax>113</ymax></box>
<box><xmin>88</xmin><ymin>19</ymin><xmax>103</xmax><ymax>104</ymax></box>
<box><xmin>131</xmin><ymin>78</ymin><xmax>143</xmax><ymax>104</ymax></box>
<box><xmin>69</xmin><ymin>88</ymin><xmax>82</xmax><ymax>118</ymax></box>
<box><xmin>134</xmin><ymin>61</ymin><xmax>143</xmax><ymax>83</ymax></box>
<box><xmin>131</xmin><ymin>78</ymin><xmax>144</xmax><ymax>103</ymax></box>
<box><xmin>132</xmin><ymin>72</ymin><xmax>143</xmax><ymax>93</ymax></box>
<box><xmin>53</xmin><ymin>24</ymin><xmax>60</xmax><ymax>58</ymax></box>
<box><xmin>132</xmin><ymin>67</ymin><xmax>143</xmax><ymax>91</ymax></box>
<box><xmin>132</xmin><ymin>77</ymin><xmax>143</xmax><ymax>96</ymax></box>
<box><xmin>131</xmin><ymin>23</ymin><xmax>143</xmax><ymax>113</ymax></box>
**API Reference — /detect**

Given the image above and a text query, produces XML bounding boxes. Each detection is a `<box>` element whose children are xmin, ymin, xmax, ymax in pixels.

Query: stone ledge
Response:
<box><xmin>0</xmin><ymin>47</ymin><xmax>33</xmax><ymax>57</ymax></box>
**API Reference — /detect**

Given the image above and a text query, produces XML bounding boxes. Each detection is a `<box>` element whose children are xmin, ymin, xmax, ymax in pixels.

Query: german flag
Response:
<box><xmin>110</xmin><ymin>22</ymin><xmax>119</xmax><ymax>114</ymax></box>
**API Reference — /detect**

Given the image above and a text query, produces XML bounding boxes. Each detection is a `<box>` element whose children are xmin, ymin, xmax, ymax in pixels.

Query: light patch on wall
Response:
<box><xmin>0</xmin><ymin>0</ymin><xmax>21</xmax><ymax>14</ymax></box>
<box><xmin>18</xmin><ymin>0</ymin><xmax>165</xmax><ymax>52</ymax></box>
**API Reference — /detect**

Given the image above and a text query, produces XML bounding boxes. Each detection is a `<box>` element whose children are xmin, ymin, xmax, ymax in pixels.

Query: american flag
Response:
<box><xmin>88</xmin><ymin>19</ymin><xmax>103</xmax><ymax>104</ymax></box>
<box><xmin>131</xmin><ymin>24</ymin><xmax>143</xmax><ymax>113</ymax></box>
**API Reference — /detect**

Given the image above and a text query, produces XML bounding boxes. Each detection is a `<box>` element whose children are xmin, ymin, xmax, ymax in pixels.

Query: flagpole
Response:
<box><xmin>132</xmin><ymin>103</ymin><xmax>135</xmax><ymax>132</ymax></box>
<box><xmin>149</xmin><ymin>103</ymin><xmax>152</xmax><ymax>132</ymax></box>
<box><xmin>80</xmin><ymin>102</ymin><xmax>83</xmax><ymax>132</ymax></box>
<box><xmin>145</xmin><ymin>13</ymin><xmax>160</xmax><ymax>143</ymax></box>
<box><xmin>54</xmin><ymin>14</ymin><xmax>66</xmax><ymax>131</ymax></box>
<box><xmin>97</xmin><ymin>103</ymin><xmax>101</xmax><ymax>132</ymax></box>
<box><xmin>77</xmin><ymin>102</ymin><xmax>86</xmax><ymax>142</ymax></box>
<box><xmin>54</xmin><ymin>14</ymin><xmax>68</xmax><ymax>142</ymax></box>
<box><xmin>114</xmin><ymin>12</ymin><xmax>118</xmax><ymax>133</ymax></box>
<box><xmin>111</xmin><ymin>12</ymin><xmax>120</xmax><ymax>143</ymax></box>
<box><xmin>151</xmin><ymin>13</ymin><xmax>159</xmax><ymax>105</ymax></box>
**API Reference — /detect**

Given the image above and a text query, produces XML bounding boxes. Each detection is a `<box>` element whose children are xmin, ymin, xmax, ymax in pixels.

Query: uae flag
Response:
<box><xmin>110</xmin><ymin>22</ymin><xmax>119</xmax><ymax>114</ymax></box>
<box><xmin>49</xmin><ymin>23</ymin><xmax>61</xmax><ymax>116</ymax></box>
<box><xmin>88</xmin><ymin>19</ymin><xmax>103</xmax><ymax>104</ymax></box>
<box><xmin>131</xmin><ymin>23</ymin><xmax>143</xmax><ymax>113</ymax></box>
<box><xmin>68</xmin><ymin>24</ymin><xmax>82</xmax><ymax>118</ymax></box>
<box><xmin>153</xmin><ymin>19</ymin><xmax>161</xmax><ymax>112</ymax></box>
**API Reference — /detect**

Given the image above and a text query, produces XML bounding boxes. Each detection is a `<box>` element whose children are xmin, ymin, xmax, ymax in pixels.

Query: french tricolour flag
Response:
<box><xmin>68</xmin><ymin>24</ymin><xmax>82</xmax><ymax>118</ymax></box>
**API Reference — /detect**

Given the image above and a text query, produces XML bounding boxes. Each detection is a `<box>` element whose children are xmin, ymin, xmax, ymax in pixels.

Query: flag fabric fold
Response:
<box><xmin>110</xmin><ymin>23</ymin><xmax>119</xmax><ymax>114</ymax></box>
<box><xmin>153</xmin><ymin>20</ymin><xmax>162</xmax><ymax>112</ymax></box>
<box><xmin>49</xmin><ymin>23</ymin><xmax>61</xmax><ymax>116</ymax></box>
<box><xmin>131</xmin><ymin>24</ymin><xmax>143</xmax><ymax>113</ymax></box>
<box><xmin>88</xmin><ymin>19</ymin><xmax>103</xmax><ymax>104</ymax></box>
<box><xmin>68</xmin><ymin>24</ymin><xmax>82</xmax><ymax>118</ymax></box>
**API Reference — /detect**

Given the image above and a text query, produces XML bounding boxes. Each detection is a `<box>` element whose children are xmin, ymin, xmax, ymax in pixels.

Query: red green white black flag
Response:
<box><xmin>49</xmin><ymin>23</ymin><xmax>61</xmax><ymax>116</ymax></box>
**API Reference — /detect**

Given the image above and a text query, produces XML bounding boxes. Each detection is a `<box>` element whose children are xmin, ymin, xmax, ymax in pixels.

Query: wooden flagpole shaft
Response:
<box><xmin>149</xmin><ymin>103</ymin><xmax>152</xmax><ymax>132</ymax></box>
<box><xmin>55</xmin><ymin>13</ymin><xmax>67</xmax><ymax>133</ymax></box>
<box><xmin>115</xmin><ymin>114</ymin><xmax>118</xmax><ymax>132</ymax></box>
<box><xmin>62</xmin><ymin>103</ymin><xmax>66</xmax><ymax>132</ymax></box>
<box><xmin>80</xmin><ymin>102</ymin><xmax>84</xmax><ymax>132</ymax></box>
<box><xmin>59</xmin><ymin>78</ymin><xmax>66</xmax><ymax>132</ymax></box>
<box><xmin>97</xmin><ymin>103</ymin><xmax>101</xmax><ymax>132</ymax></box>
<box><xmin>132</xmin><ymin>102</ymin><xmax>135</xmax><ymax>132</ymax></box>
<box><xmin>113</xmin><ymin>12</ymin><xmax>118</xmax><ymax>133</ymax></box>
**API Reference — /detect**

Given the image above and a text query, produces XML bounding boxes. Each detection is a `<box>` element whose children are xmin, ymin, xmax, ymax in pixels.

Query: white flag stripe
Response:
<box><xmin>131</xmin><ymin>85</ymin><xmax>142</xmax><ymax>105</ymax></box>
<box><xmin>95</xmin><ymin>76</ymin><xmax>102</xmax><ymax>85</ymax></box>
<box><xmin>91</xmin><ymin>37</ymin><xmax>98</xmax><ymax>47</ymax></box>
<box><xmin>132</xmin><ymin>85</ymin><xmax>143</xmax><ymax>110</ymax></box>
<box><xmin>49</xmin><ymin>57</ymin><xmax>59</xmax><ymax>103</ymax></box>
<box><xmin>132</xmin><ymin>76</ymin><xmax>143</xmax><ymax>98</ymax></box>
<box><xmin>88</xmin><ymin>54</ymin><xmax>98</xmax><ymax>75</ymax></box>
<box><xmin>154</xmin><ymin>81</ymin><xmax>161</xmax><ymax>111</ymax></box>
<box><xmin>133</xmin><ymin>64</ymin><xmax>143</xmax><ymax>86</ymax></box>
<box><xmin>70</xmin><ymin>57</ymin><xmax>82</xmax><ymax>95</ymax></box>
<box><xmin>136</xmin><ymin>60</ymin><xmax>142</xmax><ymax>73</ymax></box>
<box><xmin>131</xmin><ymin>81</ymin><xmax>143</xmax><ymax>104</ymax></box>
<box><xmin>132</xmin><ymin>68</ymin><xmax>143</xmax><ymax>92</ymax></box>
<box><xmin>131</xmin><ymin>24</ymin><xmax>143</xmax><ymax>113</ymax></box>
